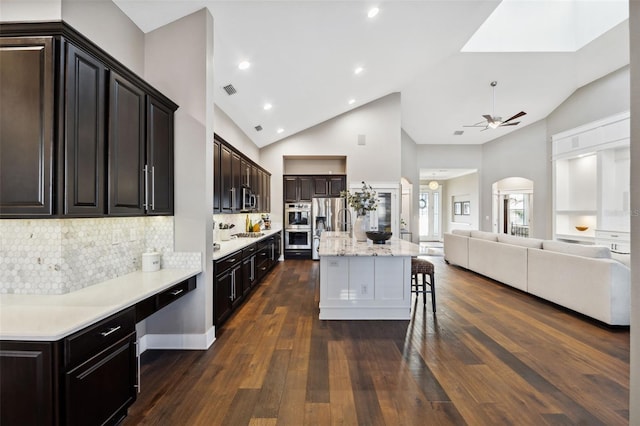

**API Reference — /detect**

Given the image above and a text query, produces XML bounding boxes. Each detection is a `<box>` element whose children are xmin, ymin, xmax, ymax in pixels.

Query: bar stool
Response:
<box><xmin>411</xmin><ymin>257</ymin><xmax>436</xmax><ymax>312</ymax></box>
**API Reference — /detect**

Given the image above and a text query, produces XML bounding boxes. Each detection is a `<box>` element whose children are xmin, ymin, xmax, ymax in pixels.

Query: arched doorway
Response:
<box><xmin>492</xmin><ymin>177</ymin><xmax>534</xmax><ymax>237</ymax></box>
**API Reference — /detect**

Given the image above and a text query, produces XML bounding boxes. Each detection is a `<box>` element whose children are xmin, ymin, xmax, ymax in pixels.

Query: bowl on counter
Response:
<box><xmin>575</xmin><ymin>226</ymin><xmax>589</xmax><ymax>232</ymax></box>
<box><xmin>366</xmin><ymin>231</ymin><xmax>392</xmax><ymax>244</ymax></box>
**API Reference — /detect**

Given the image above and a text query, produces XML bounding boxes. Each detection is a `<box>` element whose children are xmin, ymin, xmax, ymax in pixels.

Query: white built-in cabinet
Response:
<box><xmin>349</xmin><ymin>182</ymin><xmax>401</xmax><ymax>238</ymax></box>
<box><xmin>552</xmin><ymin>111</ymin><xmax>630</xmax><ymax>252</ymax></box>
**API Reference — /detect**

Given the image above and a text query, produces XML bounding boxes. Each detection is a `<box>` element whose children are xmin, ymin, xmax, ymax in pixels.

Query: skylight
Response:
<box><xmin>462</xmin><ymin>0</ymin><xmax>628</xmax><ymax>53</ymax></box>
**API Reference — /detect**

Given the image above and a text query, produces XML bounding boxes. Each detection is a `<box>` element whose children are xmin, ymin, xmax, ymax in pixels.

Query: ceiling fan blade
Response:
<box><xmin>480</xmin><ymin>126</ymin><xmax>490</xmax><ymax>132</ymax></box>
<box><xmin>502</xmin><ymin>111</ymin><xmax>526</xmax><ymax>124</ymax></box>
<box><xmin>499</xmin><ymin>121</ymin><xmax>520</xmax><ymax>127</ymax></box>
<box><xmin>463</xmin><ymin>120</ymin><xmax>488</xmax><ymax>127</ymax></box>
<box><xmin>482</xmin><ymin>114</ymin><xmax>495</xmax><ymax>124</ymax></box>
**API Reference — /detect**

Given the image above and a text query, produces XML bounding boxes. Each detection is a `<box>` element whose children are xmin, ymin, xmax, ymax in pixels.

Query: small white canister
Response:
<box><xmin>142</xmin><ymin>250</ymin><xmax>161</xmax><ymax>272</ymax></box>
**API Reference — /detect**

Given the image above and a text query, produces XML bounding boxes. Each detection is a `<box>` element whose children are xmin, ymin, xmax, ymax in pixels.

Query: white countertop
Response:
<box><xmin>212</xmin><ymin>226</ymin><xmax>282</xmax><ymax>260</ymax></box>
<box><xmin>318</xmin><ymin>231</ymin><xmax>420</xmax><ymax>257</ymax></box>
<box><xmin>0</xmin><ymin>268</ymin><xmax>201</xmax><ymax>341</ymax></box>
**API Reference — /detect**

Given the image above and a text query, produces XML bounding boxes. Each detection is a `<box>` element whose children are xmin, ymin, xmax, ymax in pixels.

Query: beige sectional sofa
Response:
<box><xmin>443</xmin><ymin>229</ymin><xmax>630</xmax><ymax>326</ymax></box>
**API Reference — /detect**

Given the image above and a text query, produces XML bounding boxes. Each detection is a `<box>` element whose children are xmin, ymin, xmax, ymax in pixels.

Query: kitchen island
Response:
<box><xmin>318</xmin><ymin>231</ymin><xmax>420</xmax><ymax>320</ymax></box>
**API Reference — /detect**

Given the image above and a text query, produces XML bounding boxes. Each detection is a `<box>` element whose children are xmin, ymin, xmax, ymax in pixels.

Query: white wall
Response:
<box><xmin>0</xmin><ymin>0</ymin><xmax>61</xmax><ymax>21</ymax></box>
<box><xmin>62</xmin><ymin>0</ymin><xmax>145</xmax><ymax>74</ymax></box>
<box><xmin>284</xmin><ymin>158</ymin><xmax>346</xmax><ymax>174</ymax></box>
<box><xmin>547</xmin><ymin>66</ymin><xmax>630</xmax><ymax>137</ymax></box>
<box><xmin>64</xmin><ymin>3</ymin><xmax>215</xmax><ymax>346</ymax></box>
<box><xmin>443</xmin><ymin>173</ymin><xmax>479</xmax><ymax>232</ymax></box>
<box><xmin>143</xmin><ymin>9</ymin><xmax>214</xmax><ymax>347</ymax></box>
<box><xmin>401</xmin><ymin>130</ymin><xmax>419</xmax><ymax>242</ymax></box>
<box><xmin>481</xmin><ymin>120</ymin><xmax>548</xmax><ymax>238</ymax></box>
<box><xmin>260</xmin><ymin>93</ymin><xmax>402</xmax><ymax>221</ymax></box>
<box><xmin>628</xmin><ymin>2</ymin><xmax>639</xmax><ymax>423</ymax></box>
<box><xmin>214</xmin><ymin>105</ymin><xmax>260</xmax><ymax>163</ymax></box>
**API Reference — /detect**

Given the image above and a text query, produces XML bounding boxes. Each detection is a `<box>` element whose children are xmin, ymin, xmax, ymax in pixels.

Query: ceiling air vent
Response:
<box><xmin>454</xmin><ymin>130</ymin><xmax>464</xmax><ymax>136</ymax></box>
<box><xmin>223</xmin><ymin>84</ymin><xmax>237</xmax><ymax>95</ymax></box>
<box><xmin>254</xmin><ymin>125</ymin><xmax>263</xmax><ymax>132</ymax></box>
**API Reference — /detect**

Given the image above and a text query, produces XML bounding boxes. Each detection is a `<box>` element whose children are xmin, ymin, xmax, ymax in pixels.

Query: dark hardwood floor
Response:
<box><xmin>124</xmin><ymin>256</ymin><xmax>629</xmax><ymax>425</ymax></box>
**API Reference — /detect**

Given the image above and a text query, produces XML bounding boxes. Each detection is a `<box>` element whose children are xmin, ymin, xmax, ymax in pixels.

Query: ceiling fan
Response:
<box><xmin>464</xmin><ymin>81</ymin><xmax>526</xmax><ymax>131</ymax></box>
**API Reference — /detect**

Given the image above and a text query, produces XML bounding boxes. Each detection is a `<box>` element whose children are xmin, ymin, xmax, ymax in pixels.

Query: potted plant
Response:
<box><xmin>341</xmin><ymin>182</ymin><xmax>378</xmax><ymax>241</ymax></box>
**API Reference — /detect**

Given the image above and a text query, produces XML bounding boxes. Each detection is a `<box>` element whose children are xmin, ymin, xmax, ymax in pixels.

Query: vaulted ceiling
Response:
<box><xmin>115</xmin><ymin>1</ymin><xmax>630</xmax><ymax>147</ymax></box>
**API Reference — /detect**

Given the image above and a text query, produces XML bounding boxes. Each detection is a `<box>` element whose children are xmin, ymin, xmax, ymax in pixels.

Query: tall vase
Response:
<box><xmin>353</xmin><ymin>214</ymin><xmax>368</xmax><ymax>242</ymax></box>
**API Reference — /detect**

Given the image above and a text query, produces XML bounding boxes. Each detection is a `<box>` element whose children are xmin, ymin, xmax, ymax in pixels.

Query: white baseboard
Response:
<box><xmin>137</xmin><ymin>326</ymin><xmax>216</xmax><ymax>354</ymax></box>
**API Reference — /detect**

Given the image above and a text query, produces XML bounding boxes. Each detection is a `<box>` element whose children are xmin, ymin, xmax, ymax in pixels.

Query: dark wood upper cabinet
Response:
<box><xmin>213</xmin><ymin>139</ymin><xmax>221</xmax><ymax>213</ymax></box>
<box><xmin>0</xmin><ymin>22</ymin><xmax>178</xmax><ymax>218</ymax></box>
<box><xmin>284</xmin><ymin>176</ymin><xmax>314</xmax><ymax>203</ymax></box>
<box><xmin>283</xmin><ymin>177</ymin><xmax>298</xmax><ymax>203</ymax></box>
<box><xmin>220</xmin><ymin>144</ymin><xmax>233</xmax><ymax>212</ymax></box>
<box><xmin>146</xmin><ymin>95</ymin><xmax>174</xmax><ymax>215</ymax></box>
<box><xmin>299</xmin><ymin>177</ymin><xmax>313</xmax><ymax>202</ymax></box>
<box><xmin>232</xmin><ymin>152</ymin><xmax>242</xmax><ymax>211</ymax></box>
<box><xmin>285</xmin><ymin>175</ymin><xmax>345</xmax><ymax>202</ymax></box>
<box><xmin>108</xmin><ymin>72</ymin><xmax>146</xmax><ymax>216</ymax></box>
<box><xmin>214</xmin><ymin>133</ymin><xmax>271</xmax><ymax>213</ymax></box>
<box><xmin>313</xmin><ymin>177</ymin><xmax>329</xmax><ymax>197</ymax></box>
<box><xmin>328</xmin><ymin>176</ymin><xmax>346</xmax><ymax>197</ymax></box>
<box><xmin>0</xmin><ymin>36</ymin><xmax>55</xmax><ymax>216</ymax></box>
<box><xmin>63</xmin><ymin>42</ymin><xmax>106</xmax><ymax>216</ymax></box>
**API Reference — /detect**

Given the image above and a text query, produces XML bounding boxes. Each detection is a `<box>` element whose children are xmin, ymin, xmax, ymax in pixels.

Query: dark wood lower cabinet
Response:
<box><xmin>0</xmin><ymin>308</ymin><xmax>136</xmax><ymax>426</ymax></box>
<box><xmin>214</xmin><ymin>233</ymin><xmax>281</xmax><ymax>328</ymax></box>
<box><xmin>65</xmin><ymin>333</ymin><xmax>136</xmax><ymax>426</ymax></box>
<box><xmin>0</xmin><ymin>276</ymin><xmax>197</xmax><ymax>426</ymax></box>
<box><xmin>0</xmin><ymin>341</ymin><xmax>58</xmax><ymax>426</ymax></box>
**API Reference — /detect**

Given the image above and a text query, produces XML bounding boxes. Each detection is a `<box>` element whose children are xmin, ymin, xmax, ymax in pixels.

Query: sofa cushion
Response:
<box><xmin>470</xmin><ymin>230</ymin><xmax>498</xmax><ymax>241</ymax></box>
<box><xmin>451</xmin><ymin>229</ymin><xmax>471</xmax><ymax>237</ymax></box>
<box><xmin>542</xmin><ymin>240</ymin><xmax>611</xmax><ymax>259</ymax></box>
<box><xmin>497</xmin><ymin>234</ymin><xmax>543</xmax><ymax>249</ymax></box>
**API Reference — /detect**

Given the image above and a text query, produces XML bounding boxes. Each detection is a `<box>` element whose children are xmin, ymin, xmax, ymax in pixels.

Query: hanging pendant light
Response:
<box><xmin>428</xmin><ymin>180</ymin><xmax>439</xmax><ymax>190</ymax></box>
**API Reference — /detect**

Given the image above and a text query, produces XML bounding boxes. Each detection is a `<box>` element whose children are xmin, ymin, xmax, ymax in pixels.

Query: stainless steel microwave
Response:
<box><xmin>242</xmin><ymin>187</ymin><xmax>256</xmax><ymax>211</ymax></box>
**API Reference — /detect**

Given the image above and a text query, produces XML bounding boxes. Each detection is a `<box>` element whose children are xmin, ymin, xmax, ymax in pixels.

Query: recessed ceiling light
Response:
<box><xmin>348</xmin><ymin>99</ymin><xmax>355</xmax><ymax>105</ymax></box>
<box><xmin>238</xmin><ymin>60</ymin><xmax>250</xmax><ymax>70</ymax></box>
<box><xmin>277</xmin><ymin>128</ymin><xmax>284</xmax><ymax>134</ymax></box>
<box><xmin>367</xmin><ymin>7</ymin><xmax>379</xmax><ymax>18</ymax></box>
<box><xmin>354</xmin><ymin>67</ymin><xmax>364</xmax><ymax>75</ymax></box>
<box><xmin>263</xmin><ymin>103</ymin><xmax>272</xmax><ymax>111</ymax></box>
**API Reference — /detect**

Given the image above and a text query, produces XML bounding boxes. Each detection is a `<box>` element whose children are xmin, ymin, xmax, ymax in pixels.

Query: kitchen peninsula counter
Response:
<box><xmin>318</xmin><ymin>232</ymin><xmax>420</xmax><ymax>320</ymax></box>
<box><xmin>0</xmin><ymin>267</ymin><xmax>201</xmax><ymax>341</ymax></box>
<box><xmin>213</xmin><ymin>226</ymin><xmax>282</xmax><ymax>260</ymax></box>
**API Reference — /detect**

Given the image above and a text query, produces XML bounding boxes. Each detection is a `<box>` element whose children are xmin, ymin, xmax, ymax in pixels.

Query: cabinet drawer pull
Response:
<box><xmin>100</xmin><ymin>325</ymin><xmax>121</xmax><ymax>337</ymax></box>
<box><xmin>227</xmin><ymin>258</ymin><xmax>237</xmax><ymax>263</ymax></box>
<box><xmin>611</xmin><ymin>234</ymin><xmax>619</xmax><ymax>238</ymax></box>
<box><xmin>169</xmin><ymin>289</ymin><xmax>184</xmax><ymax>296</ymax></box>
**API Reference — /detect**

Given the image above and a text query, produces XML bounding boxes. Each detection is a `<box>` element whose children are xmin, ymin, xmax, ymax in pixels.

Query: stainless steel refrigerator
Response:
<box><xmin>311</xmin><ymin>197</ymin><xmax>347</xmax><ymax>260</ymax></box>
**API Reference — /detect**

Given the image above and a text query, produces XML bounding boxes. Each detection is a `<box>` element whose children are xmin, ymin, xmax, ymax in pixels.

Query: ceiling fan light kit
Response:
<box><xmin>463</xmin><ymin>81</ymin><xmax>526</xmax><ymax>131</ymax></box>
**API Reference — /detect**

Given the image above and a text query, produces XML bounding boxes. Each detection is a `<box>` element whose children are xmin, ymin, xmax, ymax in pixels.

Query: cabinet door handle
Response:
<box><xmin>100</xmin><ymin>325</ymin><xmax>122</xmax><ymax>337</ymax></box>
<box><xmin>135</xmin><ymin>341</ymin><xmax>141</xmax><ymax>393</ymax></box>
<box><xmin>231</xmin><ymin>188</ymin><xmax>236</xmax><ymax>210</ymax></box>
<box><xmin>169</xmin><ymin>289</ymin><xmax>184</xmax><ymax>296</ymax></box>
<box><xmin>143</xmin><ymin>165</ymin><xmax>149</xmax><ymax>210</ymax></box>
<box><xmin>151</xmin><ymin>166</ymin><xmax>155</xmax><ymax>211</ymax></box>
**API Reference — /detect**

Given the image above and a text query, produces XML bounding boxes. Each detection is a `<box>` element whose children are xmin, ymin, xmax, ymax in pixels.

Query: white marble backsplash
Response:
<box><xmin>0</xmin><ymin>217</ymin><xmax>175</xmax><ymax>295</ymax></box>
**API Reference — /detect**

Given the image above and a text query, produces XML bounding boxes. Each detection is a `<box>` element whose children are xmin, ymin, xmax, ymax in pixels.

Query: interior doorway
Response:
<box><xmin>419</xmin><ymin>184</ymin><xmax>442</xmax><ymax>241</ymax></box>
<box><xmin>492</xmin><ymin>177</ymin><xmax>534</xmax><ymax>237</ymax></box>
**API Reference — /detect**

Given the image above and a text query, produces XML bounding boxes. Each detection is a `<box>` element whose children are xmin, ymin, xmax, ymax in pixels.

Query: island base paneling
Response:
<box><xmin>319</xmin><ymin>256</ymin><xmax>411</xmax><ymax>320</ymax></box>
